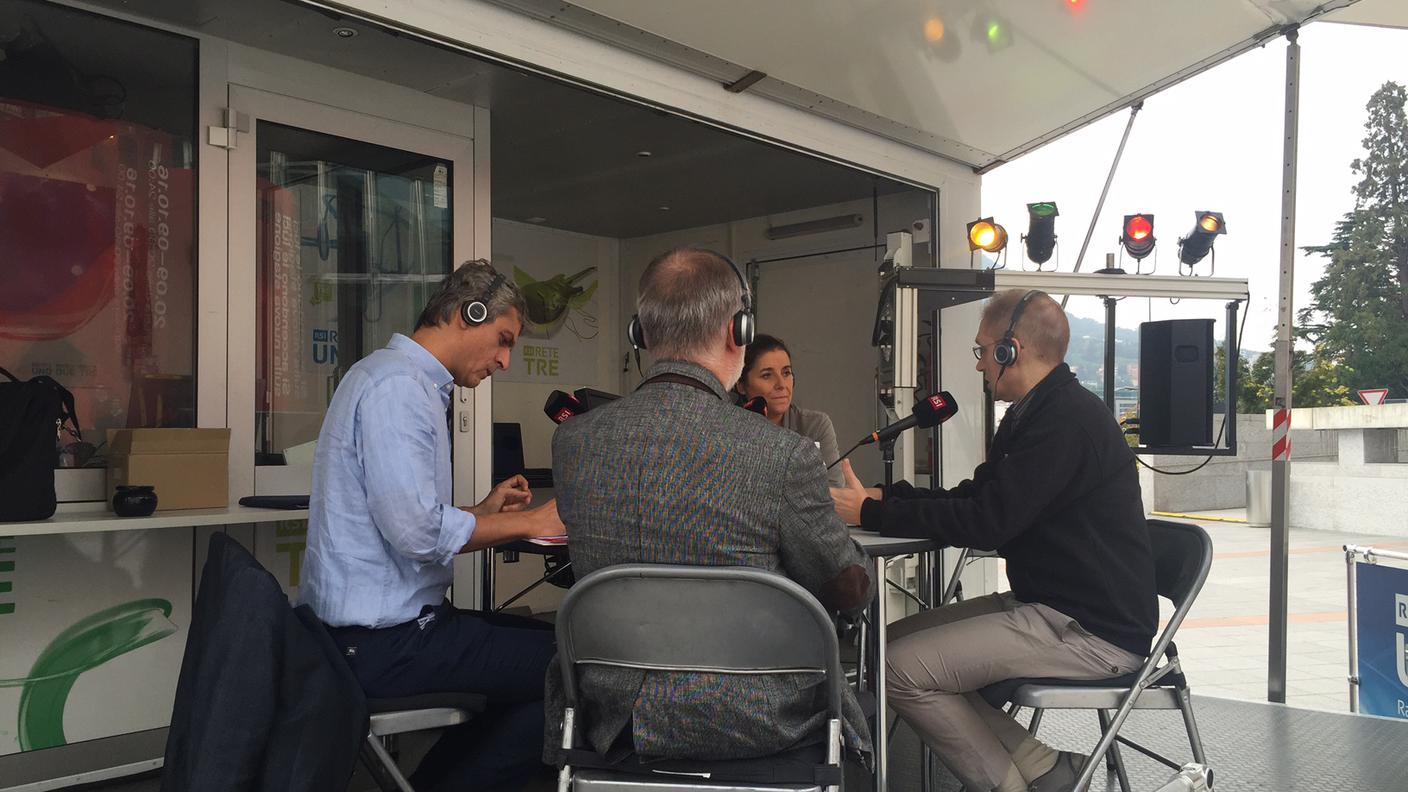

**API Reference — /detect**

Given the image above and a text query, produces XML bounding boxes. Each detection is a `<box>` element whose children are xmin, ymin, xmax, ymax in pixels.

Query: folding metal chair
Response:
<box><xmin>359</xmin><ymin>692</ymin><xmax>487</xmax><ymax>792</ymax></box>
<box><xmin>980</xmin><ymin>519</ymin><xmax>1213</xmax><ymax>792</ymax></box>
<box><xmin>938</xmin><ymin>547</ymin><xmax>998</xmax><ymax>605</ymax></box>
<box><xmin>554</xmin><ymin>564</ymin><xmax>848</xmax><ymax>792</ymax></box>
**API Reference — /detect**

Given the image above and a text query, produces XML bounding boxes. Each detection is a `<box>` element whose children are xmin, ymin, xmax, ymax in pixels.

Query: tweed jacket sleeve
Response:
<box><xmin>777</xmin><ymin>438</ymin><xmax>873</xmax><ymax>612</ymax></box>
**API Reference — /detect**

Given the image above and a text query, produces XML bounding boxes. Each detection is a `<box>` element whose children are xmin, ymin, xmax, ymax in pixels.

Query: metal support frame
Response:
<box><xmin>1064</xmin><ymin>101</ymin><xmax>1143</xmax><ymax>309</ymax></box>
<box><xmin>1104</xmin><ymin>297</ymin><xmax>1118</xmax><ymax>413</ymax></box>
<box><xmin>1269</xmin><ymin>29</ymin><xmax>1300</xmax><ymax>705</ymax></box>
<box><xmin>1341</xmin><ymin>544</ymin><xmax>1408</xmax><ymax>713</ymax></box>
<box><xmin>886</xmin><ymin>269</ymin><xmax>1250</xmax><ymax>317</ymax></box>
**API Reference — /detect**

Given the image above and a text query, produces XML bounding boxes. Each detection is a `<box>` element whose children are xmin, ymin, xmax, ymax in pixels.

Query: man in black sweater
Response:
<box><xmin>832</xmin><ymin>289</ymin><xmax>1157</xmax><ymax>792</ymax></box>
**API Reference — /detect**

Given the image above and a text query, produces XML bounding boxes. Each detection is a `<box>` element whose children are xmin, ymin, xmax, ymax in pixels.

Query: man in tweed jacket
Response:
<box><xmin>547</xmin><ymin>248</ymin><xmax>874</xmax><ymax>762</ymax></box>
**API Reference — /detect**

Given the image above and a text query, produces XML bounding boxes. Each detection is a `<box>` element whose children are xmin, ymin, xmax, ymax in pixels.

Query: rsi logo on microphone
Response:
<box><xmin>926</xmin><ymin>394</ymin><xmax>948</xmax><ymax>413</ymax></box>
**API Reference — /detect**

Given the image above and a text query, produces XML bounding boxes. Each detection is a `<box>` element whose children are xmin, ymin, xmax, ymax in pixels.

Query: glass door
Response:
<box><xmin>225</xmin><ymin>86</ymin><xmax>478</xmax><ymax>505</ymax></box>
<box><xmin>252</xmin><ymin>121</ymin><xmax>454</xmax><ymax>462</ymax></box>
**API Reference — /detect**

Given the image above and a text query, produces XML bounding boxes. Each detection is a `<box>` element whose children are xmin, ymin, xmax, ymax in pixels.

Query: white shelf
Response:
<box><xmin>0</xmin><ymin>504</ymin><xmax>310</xmax><ymax>538</ymax></box>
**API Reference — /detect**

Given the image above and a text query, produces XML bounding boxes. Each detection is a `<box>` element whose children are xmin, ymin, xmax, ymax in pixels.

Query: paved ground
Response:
<box><xmin>997</xmin><ymin>508</ymin><xmax>1408</xmax><ymax>713</ymax></box>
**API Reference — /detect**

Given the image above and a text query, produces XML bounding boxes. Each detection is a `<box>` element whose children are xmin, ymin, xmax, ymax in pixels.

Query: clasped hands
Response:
<box><xmin>470</xmin><ymin>474</ymin><xmax>562</xmax><ymax>538</ymax></box>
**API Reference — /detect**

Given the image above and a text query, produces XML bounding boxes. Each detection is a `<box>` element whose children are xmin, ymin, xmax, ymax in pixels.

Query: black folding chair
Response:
<box><xmin>980</xmin><ymin>519</ymin><xmax>1213</xmax><ymax>792</ymax></box>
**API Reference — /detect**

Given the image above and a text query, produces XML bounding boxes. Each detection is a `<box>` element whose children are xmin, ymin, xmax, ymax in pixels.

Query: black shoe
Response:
<box><xmin>1028</xmin><ymin>751</ymin><xmax>1082</xmax><ymax>792</ymax></box>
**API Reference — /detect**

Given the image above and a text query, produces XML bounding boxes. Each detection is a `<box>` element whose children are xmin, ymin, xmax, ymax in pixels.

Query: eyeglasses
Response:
<box><xmin>971</xmin><ymin>343</ymin><xmax>991</xmax><ymax>360</ymax></box>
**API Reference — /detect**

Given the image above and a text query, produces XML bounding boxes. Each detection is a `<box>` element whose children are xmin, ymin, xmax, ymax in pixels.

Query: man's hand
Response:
<box><xmin>525</xmin><ymin>498</ymin><xmax>564</xmax><ymax>537</ymax></box>
<box><xmin>830</xmin><ymin>459</ymin><xmax>881</xmax><ymax>527</ymax></box>
<box><xmin>471</xmin><ymin>474</ymin><xmax>532</xmax><ymax>517</ymax></box>
<box><xmin>459</xmin><ymin>498</ymin><xmax>564</xmax><ymax>553</ymax></box>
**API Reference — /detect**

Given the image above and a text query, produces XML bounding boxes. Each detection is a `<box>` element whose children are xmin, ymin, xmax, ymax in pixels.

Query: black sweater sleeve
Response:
<box><xmin>860</xmin><ymin>418</ymin><xmax>1093</xmax><ymax>551</ymax></box>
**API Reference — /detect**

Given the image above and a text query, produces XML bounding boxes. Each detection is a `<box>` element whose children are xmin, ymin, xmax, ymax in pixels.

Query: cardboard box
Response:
<box><xmin>107</xmin><ymin>428</ymin><xmax>231</xmax><ymax>511</ymax></box>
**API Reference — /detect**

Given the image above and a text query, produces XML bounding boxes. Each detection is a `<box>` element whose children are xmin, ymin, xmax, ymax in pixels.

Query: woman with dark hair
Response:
<box><xmin>734</xmin><ymin>334</ymin><xmax>844</xmax><ymax>487</ymax></box>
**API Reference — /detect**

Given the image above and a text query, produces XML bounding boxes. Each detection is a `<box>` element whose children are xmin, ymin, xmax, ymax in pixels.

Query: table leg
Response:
<box><xmin>873</xmin><ymin>554</ymin><xmax>889</xmax><ymax>792</ymax></box>
<box><xmin>920</xmin><ymin>549</ymin><xmax>936</xmax><ymax>792</ymax></box>
<box><xmin>481</xmin><ymin>549</ymin><xmax>496</xmax><ymax>611</ymax></box>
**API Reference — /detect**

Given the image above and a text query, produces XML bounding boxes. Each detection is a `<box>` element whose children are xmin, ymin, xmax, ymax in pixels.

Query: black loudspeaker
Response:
<box><xmin>1140</xmin><ymin>318</ymin><xmax>1214</xmax><ymax>447</ymax></box>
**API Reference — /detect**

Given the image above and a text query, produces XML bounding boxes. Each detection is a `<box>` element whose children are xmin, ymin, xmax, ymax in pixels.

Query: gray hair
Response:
<box><xmin>637</xmin><ymin>248</ymin><xmax>745</xmax><ymax>360</ymax></box>
<box><xmin>415</xmin><ymin>259</ymin><xmax>526</xmax><ymax>331</ymax></box>
<box><xmin>980</xmin><ymin>288</ymin><xmax>1070</xmax><ymax>362</ymax></box>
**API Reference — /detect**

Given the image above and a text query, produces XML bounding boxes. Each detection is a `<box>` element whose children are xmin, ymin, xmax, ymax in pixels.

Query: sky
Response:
<box><xmin>982</xmin><ymin>20</ymin><xmax>1408</xmax><ymax>354</ymax></box>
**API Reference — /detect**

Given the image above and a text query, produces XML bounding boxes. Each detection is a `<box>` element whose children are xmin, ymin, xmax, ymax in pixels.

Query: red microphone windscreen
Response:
<box><xmin>913</xmin><ymin>391</ymin><xmax>959</xmax><ymax>427</ymax></box>
<box><xmin>543</xmin><ymin>391</ymin><xmax>585</xmax><ymax>424</ymax></box>
<box><xmin>741</xmin><ymin>396</ymin><xmax>769</xmax><ymax>417</ymax></box>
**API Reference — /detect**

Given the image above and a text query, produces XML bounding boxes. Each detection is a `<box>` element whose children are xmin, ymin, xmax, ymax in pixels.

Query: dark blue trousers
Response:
<box><xmin>329</xmin><ymin>602</ymin><xmax>555</xmax><ymax>792</ymax></box>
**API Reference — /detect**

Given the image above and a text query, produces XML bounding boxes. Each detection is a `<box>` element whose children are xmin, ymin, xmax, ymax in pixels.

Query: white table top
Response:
<box><xmin>0</xmin><ymin>503</ymin><xmax>309</xmax><ymax>537</ymax></box>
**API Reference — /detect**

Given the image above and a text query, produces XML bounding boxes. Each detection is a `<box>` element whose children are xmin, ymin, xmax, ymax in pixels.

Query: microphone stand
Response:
<box><xmin>880</xmin><ymin>436</ymin><xmax>897</xmax><ymax>489</ymax></box>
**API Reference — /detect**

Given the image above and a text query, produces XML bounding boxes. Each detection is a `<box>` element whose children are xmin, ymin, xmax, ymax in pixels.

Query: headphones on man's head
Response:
<box><xmin>627</xmin><ymin>250</ymin><xmax>755</xmax><ymax>350</ymax></box>
<box><xmin>461</xmin><ymin>265</ymin><xmax>507</xmax><ymax>326</ymax></box>
<box><xmin>992</xmin><ymin>290</ymin><xmax>1042</xmax><ymax>369</ymax></box>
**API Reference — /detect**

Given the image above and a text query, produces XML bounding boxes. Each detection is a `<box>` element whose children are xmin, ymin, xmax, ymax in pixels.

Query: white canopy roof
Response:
<box><xmin>495</xmin><ymin>0</ymin><xmax>1373</xmax><ymax>170</ymax></box>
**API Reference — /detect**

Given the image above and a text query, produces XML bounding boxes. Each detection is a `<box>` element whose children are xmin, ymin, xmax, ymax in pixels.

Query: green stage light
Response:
<box><xmin>1024</xmin><ymin>202</ymin><xmax>1059</xmax><ymax>265</ymax></box>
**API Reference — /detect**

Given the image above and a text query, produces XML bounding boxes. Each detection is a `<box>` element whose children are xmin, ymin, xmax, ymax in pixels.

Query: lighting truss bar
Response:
<box><xmin>993</xmin><ymin>271</ymin><xmax>1248</xmax><ymax>301</ymax></box>
<box><xmin>886</xmin><ymin>269</ymin><xmax>1248</xmax><ymax>313</ymax></box>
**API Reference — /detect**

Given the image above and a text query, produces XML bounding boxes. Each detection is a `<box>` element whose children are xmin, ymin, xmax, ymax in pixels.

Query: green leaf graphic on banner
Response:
<box><xmin>515</xmin><ymin>266</ymin><xmax>598</xmax><ymax>338</ymax></box>
<box><xmin>0</xmin><ymin>598</ymin><xmax>177</xmax><ymax>750</ymax></box>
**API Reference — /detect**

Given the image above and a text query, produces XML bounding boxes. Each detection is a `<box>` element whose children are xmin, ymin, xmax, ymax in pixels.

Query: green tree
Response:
<box><xmin>1300</xmin><ymin>81</ymin><xmax>1408</xmax><ymax>399</ymax></box>
<box><xmin>1242</xmin><ymin>346</ymin><xmax>1354</xmax><ymax>410</ymax></box>
<box><xmin>1213</xmin><ymin>342</ymin><xmax>1262</xmax><ymax>414</ymax></box>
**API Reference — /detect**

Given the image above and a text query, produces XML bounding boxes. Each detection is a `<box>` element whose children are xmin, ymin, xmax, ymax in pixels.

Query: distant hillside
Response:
<box><xmin>1065</xmin><ymin>314</ymin><xmax>1139</xmax><ymax>395</ymax></box>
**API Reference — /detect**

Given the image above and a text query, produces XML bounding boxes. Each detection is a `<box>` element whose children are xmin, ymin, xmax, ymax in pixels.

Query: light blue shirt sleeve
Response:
<box><xmin>355</xmin><ymin>375</ymin><xmax>475</xmax><ymax>569</ymax></box>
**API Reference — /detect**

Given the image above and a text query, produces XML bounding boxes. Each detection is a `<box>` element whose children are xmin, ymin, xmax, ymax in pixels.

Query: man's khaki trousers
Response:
<box><xmin>886</xmin><ymin>592</ymin><xmax>1142</xmax><ymax>792</ymax></box>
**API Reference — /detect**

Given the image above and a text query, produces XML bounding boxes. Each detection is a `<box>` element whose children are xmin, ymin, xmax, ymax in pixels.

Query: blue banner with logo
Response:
<box><xmin>1355</xmin><ymin>561</ymin><xmax>1408</xmax><ymax>719</ymax></box>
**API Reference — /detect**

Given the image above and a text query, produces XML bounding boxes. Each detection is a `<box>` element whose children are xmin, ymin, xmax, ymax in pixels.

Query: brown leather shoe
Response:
<box><xmin>1028</xmin><ymin>751</ymin><xmax>1082</xmax><ymax>792</ymax></box>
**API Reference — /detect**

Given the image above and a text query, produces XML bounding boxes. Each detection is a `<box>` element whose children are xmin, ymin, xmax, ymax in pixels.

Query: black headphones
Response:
<box><xmin>628</xmin><ymin>251</ymin><xmax>755</xmax><ymax>350</ymax></box>
<box><xmin>992</xmin><ymin>290</ymin><xmax>1042</xmax><ymax>369</ymax></box>
<box><xmin>461</xmin><ymin>266</ymin><xmax>507</xmax><ymax>326</ymax></box>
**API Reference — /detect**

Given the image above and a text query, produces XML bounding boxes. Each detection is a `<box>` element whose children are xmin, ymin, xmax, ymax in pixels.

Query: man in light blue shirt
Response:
<box><xmin>301</xmin><ymin>261</ymin><xmax>563</xmax><ymax>792</ymax></box>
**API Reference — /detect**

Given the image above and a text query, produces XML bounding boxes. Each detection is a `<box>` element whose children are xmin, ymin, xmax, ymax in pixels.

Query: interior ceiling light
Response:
<box><xmin>635</xmin><ymin>150</ymin><xmax>652</xmax><ymax>158</ymax></box>
<box><xmin>332</xmin><ymin>26</ymin><xmax>358</xmax><ymax>38</ymax></box>
<box><xmin>1023</xmin><ymin>201</ymin><xmax>1059</xmax><ymax>265</ymax></box>
<box><xmin>967</xmin><ymin>217</ymin><xmax>1008</xmax><ymax>253</ymax></box>
<box><xmin>1121</xmin><ymin>213</ymin><xmax>1156</xmax><ymax>260</ymax></box>
<box><xmin>764</xmin><ymin>213</ymin><xmax>864</xmax><ymax>240</ymax></box>
<box><xmin>1177</xmin><ymin>211</ymin><xmax>1227</xmax><ymax>266</ymax></box>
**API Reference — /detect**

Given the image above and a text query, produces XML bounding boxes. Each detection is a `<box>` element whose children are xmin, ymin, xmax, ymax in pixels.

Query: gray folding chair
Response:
<box><xmin>359</xmin><ymin>692</ymin><xmax>487</xmax><ymax>792</ymax></box>
<box><xmin>980</xmin><ymin>519</ymin><xmax>1213</xmax><ymax>792</ymax></box>
<box><xmin>554</xmin><ymin>564</ymin><xmax>847</xmax><ymax>792</ymax></box>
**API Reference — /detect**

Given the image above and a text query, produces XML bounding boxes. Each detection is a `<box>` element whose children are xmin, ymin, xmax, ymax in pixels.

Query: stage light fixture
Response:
<box><xmin>1177</xmin><ymin>211</ymin><xmax>1227</xmax><ymax>266</ymax></box>
<box><xmin>967</xmin><ymin>217</ymin><xmax>1008</xmax><ymax>253</ymax></box>
<box><xmin>1023</xmin><ymin>201</ymin><xmax>1059</xmax><ymax>264</ymax></box>
<box><xmin>1121</xmin><ymin>213</ymin><xmax>1156</xmax><ymax>260</ymax></box>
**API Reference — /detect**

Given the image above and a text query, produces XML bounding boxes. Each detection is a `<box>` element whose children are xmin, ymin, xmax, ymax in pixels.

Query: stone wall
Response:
<box><xmin>1143</xmin><ymin>415</ymin><xmax>1334</xmax><ymax>513</ymax></box>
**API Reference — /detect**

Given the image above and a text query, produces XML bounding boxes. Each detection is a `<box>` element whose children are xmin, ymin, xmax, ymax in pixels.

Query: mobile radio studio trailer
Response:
<box><xmin>1</xmin><ymin>1</ymin><xmax>1402</xmax><ymax>789</ymax></box>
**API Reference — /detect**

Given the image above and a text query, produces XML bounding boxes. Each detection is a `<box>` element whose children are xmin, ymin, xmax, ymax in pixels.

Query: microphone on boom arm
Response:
<box><xmin>740</xmin><ymin>395</ymin><xmax>769</xmax><ymax>417</ymax></box>
<box><xmin>543</xmin><ymin>390</ymin><xmax>588</xmax><ymax>425</ymax></box>
<box><xmin>828</xmin><ymin>392</ymin><xmax>959</xmax><ymax>470</ymax></box>
<box><xmin>544</xmin><ymin>388</ymin><xmax>622</xmax><ymax>424</ymax></box>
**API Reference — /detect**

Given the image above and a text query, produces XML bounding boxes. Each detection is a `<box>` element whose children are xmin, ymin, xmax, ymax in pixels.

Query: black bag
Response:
<box><xmin>0</xmin><ymin>367</ymin><xmax>80</xmax><ymax>521</ymax></box>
